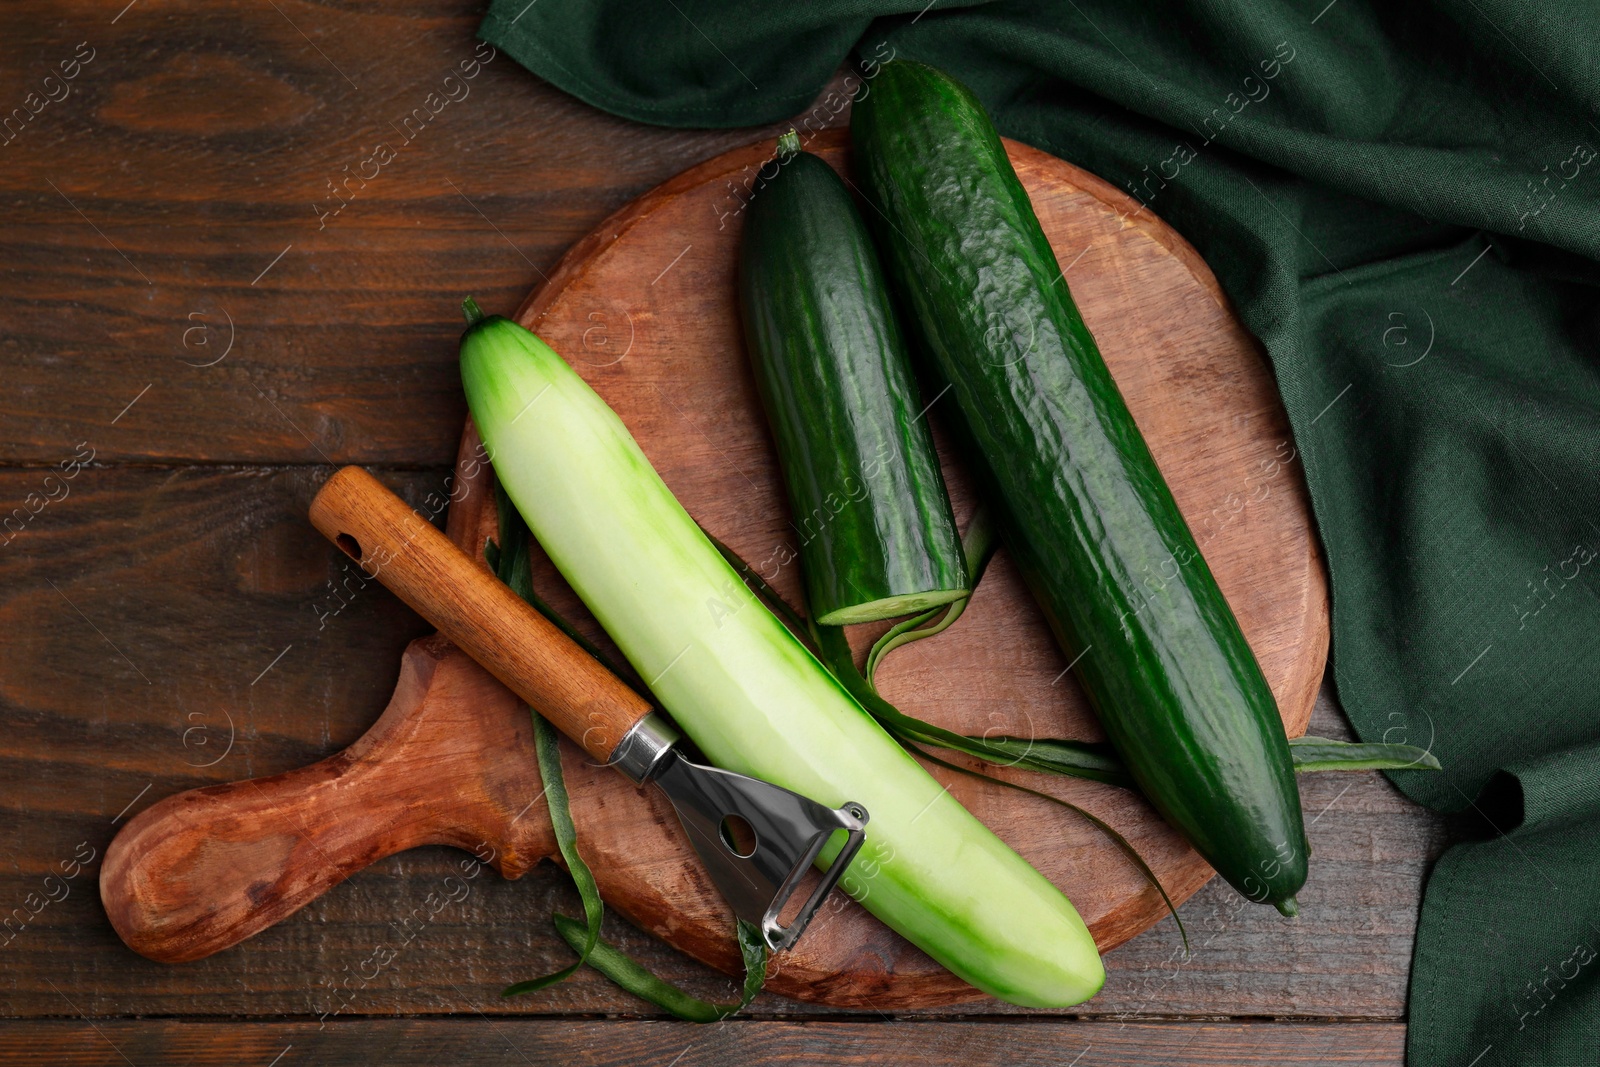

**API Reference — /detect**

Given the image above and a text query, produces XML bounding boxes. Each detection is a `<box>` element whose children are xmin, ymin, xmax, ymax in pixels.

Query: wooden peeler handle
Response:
<box><xmin>309</xmin><ymin>465</ymin><xmax>654</xmax><ymax>766</ymax></box>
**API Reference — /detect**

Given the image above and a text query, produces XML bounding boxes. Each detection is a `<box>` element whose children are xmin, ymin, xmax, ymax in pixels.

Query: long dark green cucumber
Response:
<box><xmin>851</xmin><ymin>61</ymin><xmax>1307</xmax><ymax>912</ymax></box>
<box><xmin>737</xmin><ymin>132</ymin><xmax>968</xmax><ymax>626</ymax></box>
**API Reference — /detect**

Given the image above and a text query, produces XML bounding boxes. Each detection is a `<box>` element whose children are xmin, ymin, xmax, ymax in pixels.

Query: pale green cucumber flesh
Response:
<box><xmin>460</xmin><ymin>315</ymin><xmax>1104</xmax><ymax>1008</ymax></box>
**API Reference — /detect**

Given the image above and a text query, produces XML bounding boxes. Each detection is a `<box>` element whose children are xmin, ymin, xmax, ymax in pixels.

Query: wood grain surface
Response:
<box><xmin>0</xmin><ymin>1020</ymin><xmax>1407</xmax><ymax>1066</ymax></box>
<box><xmin>0</xmin><ymin>0</ymin><xmax>1444</xmax><ymax>1061</ymax></box>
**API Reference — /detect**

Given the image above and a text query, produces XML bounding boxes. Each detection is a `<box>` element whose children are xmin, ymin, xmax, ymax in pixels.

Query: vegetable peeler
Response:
<box><xmin>308</xmin><ymin>466</ymin><xmax>868</xmax><ymax>951</ymax></box>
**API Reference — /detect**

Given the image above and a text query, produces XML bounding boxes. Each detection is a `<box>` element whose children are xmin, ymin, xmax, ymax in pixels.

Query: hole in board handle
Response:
<box><xmin>336</xmin><ymin>533</ymin><xmax>362</xmax><ymax>561</ymax></box>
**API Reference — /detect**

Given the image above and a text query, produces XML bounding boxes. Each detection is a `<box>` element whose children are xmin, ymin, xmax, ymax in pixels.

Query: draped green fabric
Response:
<box><xmin>481</xmin><ymin>2</ymin><xmax>1600</xmax><ymax>1062</ymax></box>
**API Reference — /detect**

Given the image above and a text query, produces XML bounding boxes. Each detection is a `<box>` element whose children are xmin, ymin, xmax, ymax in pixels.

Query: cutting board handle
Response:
<box><xmin>309</xmin><ymin>466</ymin><xmax>654</xmax><ymax>766</ymax></box>
<box><xmin>100</xmin><ymin>636</ymin><xmax>552</xmax><ymax>963</ymax></box>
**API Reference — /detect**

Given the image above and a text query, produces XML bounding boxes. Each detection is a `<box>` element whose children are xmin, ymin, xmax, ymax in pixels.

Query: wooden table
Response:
<box><xmin>0</xmin><ymin>3</ymin><xmax>1447</xmax><ymax>1062</ymax></box>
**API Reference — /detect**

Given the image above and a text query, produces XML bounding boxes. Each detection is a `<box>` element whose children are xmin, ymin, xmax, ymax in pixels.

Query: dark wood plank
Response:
<box><xmin>0</xmin><ymin>0</ymin><xmax>844</xmax><ymax>467</ymax></box>
<box><xmin>0</xmin><ymin>1019</ymin><xmax>1406</xmax><ymax>1066</ymax></box>
<box><xmin>0</xmin><ymin>0</ymin><xmax>1441</xmax><ymax>1038</ymax></box>
<box><xmin>0</xmin><ymin>467</ymin><xmax>1445</xmax><ymax>1019</ymax></box>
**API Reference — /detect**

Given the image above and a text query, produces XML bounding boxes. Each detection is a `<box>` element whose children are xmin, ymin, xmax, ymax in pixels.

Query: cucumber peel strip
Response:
<box><xmin>848</xmin><ymin>510</ymin><xmax>1440</xmax><ymax>782</ymax></box>
<box><xmin>1286</xmin><ymin>737</ymin><xmax>1442</xmax><ymax>773</ymax></box>
<box><xmin>553</xmin><ymin>914</ymin><xmax>768</xmax><ymax>1023</ymax></box>
<box><xmin>865</xmin><ymin>507</ymin><xmax>998</xmax><ymax>687</ymax></box>
<box><xmin>501</xmin><ymin>710</ymin><xmax>604</xmax><ymax>996</ymax></box>
<box><xmin>971</xmin><ymin>735</ymin><xmax>1440</xmax><ymax>787</ymax></box>
<box><xmin>489</xmin><ymin>482</ymin><xmax>770</xmax><ymax>1013</ymax></box>
<box><xmin>490</xmin><ymin>489</ymin><xmax>605</xmax><ymax>998</ymax></box>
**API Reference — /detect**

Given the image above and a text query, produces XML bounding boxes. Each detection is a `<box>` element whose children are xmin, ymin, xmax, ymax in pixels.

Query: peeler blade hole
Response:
<box><xmin>336</xmin><ymin>533</ymin><xmax>363</xmax><ymax>561</ymax></box>
<box><xmin>718</xmin><ymin>813</ymin><xmax>758</xmax><ymax>858</ymax></box>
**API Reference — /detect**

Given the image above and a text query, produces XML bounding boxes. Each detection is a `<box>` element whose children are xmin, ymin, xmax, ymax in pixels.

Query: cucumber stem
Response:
<box><xmin>1274</xmin><ymin>896</ymin><xmax>1299</xmax><ymax>918</ymax></box>
<box><xmin>462</xmin><ymin>295</ymin><xmax>487</xmax><ymax>326</ymax></box>
<box><xmin>776</xmin><ymin>127</ymin><xmax>800</xmax><ymax>161</ymax></box>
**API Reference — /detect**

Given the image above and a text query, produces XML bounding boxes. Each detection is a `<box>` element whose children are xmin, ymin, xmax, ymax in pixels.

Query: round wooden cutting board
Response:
<box><xmin>465</xmin><ymin>127</ymin><xmax>1328</xmax><ymax>1007</ymax></box>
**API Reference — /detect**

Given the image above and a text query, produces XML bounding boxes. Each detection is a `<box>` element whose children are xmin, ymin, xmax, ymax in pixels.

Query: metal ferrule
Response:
<box><xmin>608</xmin><ymin>713</ymin><xmax>681</xmax><ymax>783</ymax></box>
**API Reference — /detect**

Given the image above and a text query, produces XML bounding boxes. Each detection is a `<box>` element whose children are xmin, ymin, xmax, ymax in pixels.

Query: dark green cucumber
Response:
<box><xmin>737</xmin><ymin>131</ymin><xmax>968</xmax><ymax>626</ymax></box>
<box><xmin>852</xmin><ymin>61</ymin><xmax>1308</xmax><ymax>913</ymax></box>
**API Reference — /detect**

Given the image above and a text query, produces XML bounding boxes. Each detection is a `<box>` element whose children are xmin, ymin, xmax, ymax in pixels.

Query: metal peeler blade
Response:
<box><xmin>613</xmin><ymin>715</ymin><xmax>869</xmax><ymax>951</ymax></box>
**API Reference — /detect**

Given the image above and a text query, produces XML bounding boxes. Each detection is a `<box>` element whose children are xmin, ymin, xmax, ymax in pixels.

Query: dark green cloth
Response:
<box><xmin>482</xmin><ymin>2</ymin><xmax>1600</xmax><ymax>1062</ymax></box>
